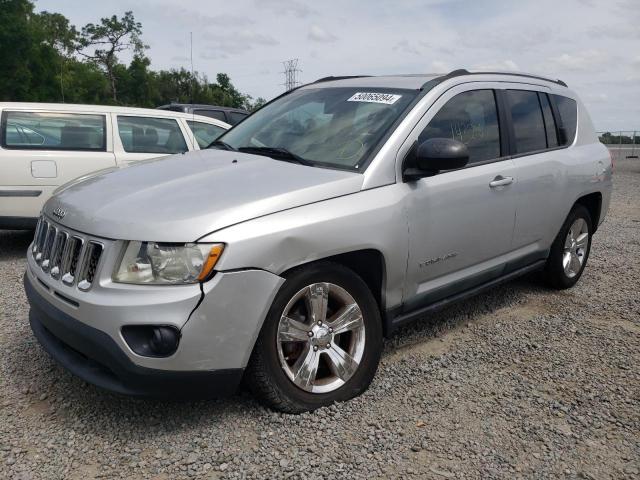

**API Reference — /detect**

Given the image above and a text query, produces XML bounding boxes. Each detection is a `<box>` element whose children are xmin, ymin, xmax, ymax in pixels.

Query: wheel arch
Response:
<box><xmin>280</xmin><ymin>248</ymin><xmax>387</xmax><ymax>317</ymax></box>
<box><xmin>574</xmin><ymin>192</ymin><xmax>602</xmax><ymax>232</ymax></box>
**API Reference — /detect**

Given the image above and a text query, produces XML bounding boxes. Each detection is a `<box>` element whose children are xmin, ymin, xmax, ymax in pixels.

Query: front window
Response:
<box><xmin>215</xmin><ymin>87</ymin><xmax>418</xmax><ymax>170</ymax></box>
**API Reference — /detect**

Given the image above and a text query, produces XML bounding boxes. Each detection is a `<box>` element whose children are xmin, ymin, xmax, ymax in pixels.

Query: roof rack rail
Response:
<box><xmin>439</xmin><ymin>69</ymin><xmax>568</xmax><ymax>87</ymax></box>
<box><xmin>312</xmin><ymin>75</ymin><xmax>372</xmax><ymax>84</ymax></box>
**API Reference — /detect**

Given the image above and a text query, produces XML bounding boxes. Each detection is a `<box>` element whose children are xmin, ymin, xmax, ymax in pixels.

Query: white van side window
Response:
<box><xmin>117</xmin><ymin>116</ymin><xmax>188</xmax><ymax>154</ymax></box>
<box><xmin>1</xmin><ymin>111</ymin><xmax>106</xmax><ymax>151</ymax></box>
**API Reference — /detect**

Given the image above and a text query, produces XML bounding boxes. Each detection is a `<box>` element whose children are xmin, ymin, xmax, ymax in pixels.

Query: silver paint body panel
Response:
<box><xmin>30</xmin><ymin>72</ymin><xmax>612</xmax><ymax>373</ymax></box>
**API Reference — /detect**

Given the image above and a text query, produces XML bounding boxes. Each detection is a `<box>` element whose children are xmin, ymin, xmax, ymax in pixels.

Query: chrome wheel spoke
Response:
<box><xmin>292</xmin><ymin>345</ymin><xmax>320</xmax><ymax>391</ymax></box>
<box><xmin>278</xmin><ymin>316</ymin><xmax>311</xmax><ymax>342</ymax></box>
<box><xmin>562</xmin><ymin>252</ymin><xmax>572</xmax><ymax>270</ymax></box>
<box><xmin>328</xmin><ymin>303</ymin><xmax>363</xmax><ymax>335</ymax></box>
<box><xmin>305</xmin><ymin>283</ymin><xmax>329</xmax><ymax>323</ymax></box>
<box><xmin>570</xmin><ymin>253</ymin><xmax>581</xmax><ymax>274</ymax></box>
<box><xmin>576</xmin><ymin>232</ymin><xmax>589</xmax><ymax>249</ymax></box>
<box><xmin>325</xmin><ymin>344</ymin><xmax>359</xmax><ymax>382</ymax></box>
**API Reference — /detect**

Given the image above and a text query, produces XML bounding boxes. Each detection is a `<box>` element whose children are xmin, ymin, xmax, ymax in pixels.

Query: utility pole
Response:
<box><xmin>282</xmin><ymin>59</ymin><xmax>301</xmax><ymax>91</ymax></box>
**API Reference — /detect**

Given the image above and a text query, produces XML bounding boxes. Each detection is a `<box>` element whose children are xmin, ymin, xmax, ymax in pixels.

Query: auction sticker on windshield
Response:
<box><xmin>347</xmin><ymin>92</ymin><xmax>402</xmax><ymax>105</ymax></box>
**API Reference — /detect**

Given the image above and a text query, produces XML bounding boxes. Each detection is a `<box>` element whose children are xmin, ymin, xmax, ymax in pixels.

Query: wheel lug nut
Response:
<box><xmin>326</xmin><ymin>343</ymin><xmax>331</xmax><ymax>349</ymax></box>
<box><xmin>317</xmin><ymin>321</ymin><xmax>322</xmax><ymax>326</ymax></box>
<box><xmin>313</xmin><ymin>346</ymin><xmax>318</xmax><ymax>352</ymax></box>
<box><xmin>328</xmin><ymin>327</ymin><xmax>333</xmax><ymax>333</ymax></box>
<box><xmin>307</xmin><ymin>331</ymin><xmax>314</xmax><ymax>337</ymax></box>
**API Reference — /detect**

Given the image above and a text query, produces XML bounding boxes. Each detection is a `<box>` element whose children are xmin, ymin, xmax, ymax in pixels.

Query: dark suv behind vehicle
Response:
<box><xmin>156</xmin><ymin>103</ymin><xmax>249</xmax><ymax>125</ymax></box>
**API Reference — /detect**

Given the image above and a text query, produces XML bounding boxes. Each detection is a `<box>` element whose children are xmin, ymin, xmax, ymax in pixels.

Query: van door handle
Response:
<box><xmin>489</xmin><ymin>175</ymin><xmax>513</xmax><ymax>188</ymax></box>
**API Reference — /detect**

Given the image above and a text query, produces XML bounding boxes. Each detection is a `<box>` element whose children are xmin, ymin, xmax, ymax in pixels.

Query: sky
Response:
<box><xmin>36</xmin><ymin>0</ymin><xmax>640</xmax><ymax>131</ymax></box>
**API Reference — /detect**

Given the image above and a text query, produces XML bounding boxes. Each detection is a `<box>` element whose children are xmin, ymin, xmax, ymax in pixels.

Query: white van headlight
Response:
<box><xmin>113</xmin><ymin>241</ymin><xmax>224</xmax><ymax>285</ymax></box>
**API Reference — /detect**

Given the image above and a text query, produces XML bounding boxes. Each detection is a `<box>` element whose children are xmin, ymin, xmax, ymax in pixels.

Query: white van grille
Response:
<box><xmin>32</xmin><ymin>216</ymin><xmax>104</xmax><ymax>291</ymax></box>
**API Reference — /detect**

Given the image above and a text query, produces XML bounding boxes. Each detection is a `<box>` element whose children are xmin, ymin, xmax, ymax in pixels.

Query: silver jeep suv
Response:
<box><xmin>25</xmin><ymin>70</ymin><xmax>612</xmax><ymax>412</ymax></box>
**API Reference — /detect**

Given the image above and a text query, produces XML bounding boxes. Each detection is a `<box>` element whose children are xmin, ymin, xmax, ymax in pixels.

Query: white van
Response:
<box><xmin>0</xmin><ymin>103</ymin><xmax>230</xmax><ymax>229</ymax></box>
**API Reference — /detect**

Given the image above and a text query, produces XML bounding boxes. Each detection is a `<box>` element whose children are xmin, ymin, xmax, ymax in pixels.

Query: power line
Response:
<box><xmin>282</xmin><ymin>59</ymin><xmax>302</xmax><ymax>91</ymax></box>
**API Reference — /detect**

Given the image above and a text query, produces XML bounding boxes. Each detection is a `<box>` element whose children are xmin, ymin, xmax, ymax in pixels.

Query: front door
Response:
<box><xmin>402</xmin><ymin>87</ymin><xmax>517</xmax><ymax>310</ymax></box>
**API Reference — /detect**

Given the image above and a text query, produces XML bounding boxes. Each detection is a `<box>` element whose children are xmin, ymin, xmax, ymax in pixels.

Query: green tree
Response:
<box><xmin>77</xmin><ymin>11</ymin><xmax>146</xmax><ymax>102</ymax></box>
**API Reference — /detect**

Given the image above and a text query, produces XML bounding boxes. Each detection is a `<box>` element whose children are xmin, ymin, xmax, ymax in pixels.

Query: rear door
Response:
<box><xmin>0</xmin><ymin>109</ymin><xmax>116</xmax><ymax>219</ymax></box>
<box><xmin>503</xmin><ymin>87</ymin><xmax>567</xmax><ymax>255</ymax></box>
<box><xmin>401</xmin><ymin>85</ymin><xmax>518</xmax><ymax>310</ymax></box>
<box><xmin>112</xmin><ymin>114</ymin><xmax>193</xmax><ymax>164</ymax></box>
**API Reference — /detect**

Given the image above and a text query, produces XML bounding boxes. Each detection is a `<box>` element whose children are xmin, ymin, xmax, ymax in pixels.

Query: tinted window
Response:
<box><xmin>194</xmin><ymin>109</ymin><xmax>226</xmax><ymax>122</ymax></box>
<box><xmin>419</xmin><ymin>89</ymin><xmax>501</xmax><ymax>164</ymax></box>
<box><xmin>117</xmin><ymin>116</ymin><xmax>187</xmax><ymax>154</ymax></box>
<box><xmin>538</xmin><ymin>93</ymin><xmax>558</xmax><ymax>148</ymax></box>
<box><xmin>506</xmin><ymin>90</ymin><xmax>547</xmax><ymax>154</ymax></box>
<box><xmin>187</xmin><ymin>120</ymin><xmax>226</xmax><ymax>148</ymax></box>
<box><xmin>228</xmin><ymin>112</ymin><xmax>248</xmax><ymax>125</ymax></box>
<box><xmin>2</xmin><ymin>111</ymin><xmax>106</xmax><ymax>151</ymax></box>
<box><xmin>552</xmin><ymin>95</ymin><xmax>578</xmax><ymax>145</ymax></box>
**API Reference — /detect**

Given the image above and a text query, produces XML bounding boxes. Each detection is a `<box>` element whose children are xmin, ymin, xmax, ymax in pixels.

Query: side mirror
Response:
<box><xmin>404</xmin><ymin>138</ymin><xmax>470</xmax><ymax>181</ymax></box>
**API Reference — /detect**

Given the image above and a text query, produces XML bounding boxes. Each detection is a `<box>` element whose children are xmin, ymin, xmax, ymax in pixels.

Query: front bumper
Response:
<box><xmin>26</xmin><ymin>274</ymin><xmax>243</xmax><ymax>398</ymax></box>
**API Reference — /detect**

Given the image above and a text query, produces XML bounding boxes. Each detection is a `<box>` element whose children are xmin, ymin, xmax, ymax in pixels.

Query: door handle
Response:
<box><xmin>489</xmin><ymin>175</ymin><xmax>513</xmax><ymax>188</ymax></box>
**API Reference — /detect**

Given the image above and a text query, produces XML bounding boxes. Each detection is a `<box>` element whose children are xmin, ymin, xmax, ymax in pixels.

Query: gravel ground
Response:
<box><xmin>1</xmin><ymin>159</ymin><xmax>638</xmax><ymax>480</ymax></box>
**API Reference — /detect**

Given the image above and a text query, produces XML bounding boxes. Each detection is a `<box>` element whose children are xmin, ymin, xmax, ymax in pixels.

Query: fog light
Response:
<box><xmin>122</xmin><ymin>325</ymin><xmax>180</xmax><ymax>357</ymax></box>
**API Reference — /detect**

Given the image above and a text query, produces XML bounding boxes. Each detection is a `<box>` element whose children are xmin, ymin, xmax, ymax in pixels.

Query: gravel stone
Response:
<box><xmin>0</xmin><ymin>158</ymin><xmax>638</xmax><ymax>479</ymax></box>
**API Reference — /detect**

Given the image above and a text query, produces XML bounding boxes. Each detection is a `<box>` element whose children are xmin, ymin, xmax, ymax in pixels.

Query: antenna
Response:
<box><xmin>60</xmin><ymin>57</ymin><xmax>65</xmax><ymax>103</ymax></box>
<box><xmin>282</xmin><ymin>59</ymin><xmax>302</xmax><ymax>91</ymax></box>
<box><xmin>188</xmin><ymin>32</ymin><xmax>196</xmax><ymax>148</ymax></box>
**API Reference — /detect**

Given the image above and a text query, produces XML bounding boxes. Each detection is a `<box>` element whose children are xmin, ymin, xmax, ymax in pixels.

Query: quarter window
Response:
<box><xmin>538</xmin><ymin>93</ymin><xmax>558</xmax><ymax>148</ymax></box>
<box><xmin>552</xmin><ymin>95</ymin><xmax>578</xmax><ymax>145</ymax></box>
<box><xmin>419</xmin><ymin>89</ymin><xmax>501</xmax><ymax>164</ymax></box>
<box><xmin>187</xmin><ymin>121</ymin><xmax>226</xmax><ymax>148</ymax></box>
<box><xmin>506</xmin><ymin>90</ymin><xmax>547</xmax><ymax>154</ymax></box>
<box><xmin>1</xmin><ymin>111</ymin><xmax>106</xmax><ymax>151</ymax></box>
<box><xmin>117</xmin><ymin>116</ymin><xmax>188</xmax><ymax>154</ymax></box>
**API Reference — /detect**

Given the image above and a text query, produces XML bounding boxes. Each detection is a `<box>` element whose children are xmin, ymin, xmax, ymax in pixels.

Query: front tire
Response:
<box><xmin>246</xmin><ymin>262</ymin><xmax>382</xmax><ymax>413</ymax></box>
<box><xmin>544</xmin><ymin>204</ymin><xmax>593</xmax><ymax>289</ymax></box>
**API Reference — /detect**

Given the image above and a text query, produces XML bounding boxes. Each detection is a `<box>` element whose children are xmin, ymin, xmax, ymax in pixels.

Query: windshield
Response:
<box><xmin>214</xmin><ymin>87</ymin><xmax>418</xmax><ymax>170</ymax></box>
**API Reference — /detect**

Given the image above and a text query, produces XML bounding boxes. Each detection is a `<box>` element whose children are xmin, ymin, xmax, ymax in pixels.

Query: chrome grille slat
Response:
<box><xmin>50</xmin><ymin>231</ymin><xmax>68</xmax><ymax>279</ymax></box>
<box><xmin>61</xmin><ymin>236</ymin><xmax>84</xmax><ymax>286</ymax></box>
<box><xmin>77</xmin><ymin>242</ymin><xmax>104</xmax><ymax>291</ymax></box>
<box><xmin>34</xmin><ymin>219</ymin><xmax>50</xmax><ymax>263</ymax></box>
<box><xmin>41</xmin><ymin>225</ymin><xmax>57</xmax><ymax>271</ymax></box>
<box><xmin>32</xmin><ymin>215</ymin><xmax>104</xmax><ymax>291</ymax></box>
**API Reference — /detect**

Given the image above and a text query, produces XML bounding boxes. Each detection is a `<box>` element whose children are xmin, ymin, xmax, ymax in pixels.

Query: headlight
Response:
<box><xmin>113</xmin><ymin>241</ymin><xmax>224</xmax><ymax>285</ymax></box>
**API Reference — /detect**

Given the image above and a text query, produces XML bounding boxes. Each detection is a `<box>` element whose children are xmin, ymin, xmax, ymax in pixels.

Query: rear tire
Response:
<box><xmin>246</xmin><ymin>261</ymin><xmax>382</xmax><ymax>413</ymax></box>
<box><xmin>544</xmin><ymin>204</ymin><xmax>592</xmax><ymax>289</ymax></box>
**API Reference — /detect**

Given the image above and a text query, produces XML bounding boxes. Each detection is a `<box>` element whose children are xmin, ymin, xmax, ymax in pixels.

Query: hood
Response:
<box><xmin>44</xmin><ymin>149</ymin><xmax>363</xmax><ymax>242</ymax></box>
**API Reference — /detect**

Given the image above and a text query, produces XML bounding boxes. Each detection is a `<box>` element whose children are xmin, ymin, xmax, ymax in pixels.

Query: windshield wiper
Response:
<box><xmin>207</xmin><ymin>140</ymin><xmax>237</xmax><ymax>151</ymax></box>
<box><xmin>238</xmin><ymin>146</ymin><xmax>313</xmax><ymax>166</ymax></box>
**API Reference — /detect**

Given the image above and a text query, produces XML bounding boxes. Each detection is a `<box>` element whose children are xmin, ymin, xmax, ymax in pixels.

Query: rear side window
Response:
<box><xmin>194</xmin><ymin>109</ymin><xmax>226</xmax><ymax>122</ymax></box>
<box><xmin>187</xmin><ymin>120</ymin><xmax>226</xmax><ymax>148</ymax></box>
<box><xmin>1</xmin><ymin>111</ymin><xmax>106</xmax><ymax>151</ymax></box>
<box><xmin>117</xmin><ymin>116</ymin><xmax>188</xmax><ymax>154</ymax></box>
<box><xmin>506</xmin><ymin>90</ymin><xmax>547</xmax><ymax>154</ymax></box>
<box><xmin>538</xmin><ymin>93</ymin><xmax>559</xmax><ymax>148</ymax></box>
<box><xmin>228</xmin><ymin>112</ymin><xmax>248</xmax><ymax>125</ymax></box>
<box><xmin>552</xmin><ymin>95</ymin><xmax>578</xmax><ymax>145</ymax></box>
<box><xmin>419</xmin><ymin>89</ymin><xmax>501</xmax><ymax>164</ymax></box>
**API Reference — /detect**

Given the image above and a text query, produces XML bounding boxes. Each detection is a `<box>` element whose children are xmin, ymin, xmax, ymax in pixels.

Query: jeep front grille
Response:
<box><xmin>32</xmin><ymin>216</ymin><xmax>104</xmax><ymax>291</ymax></box>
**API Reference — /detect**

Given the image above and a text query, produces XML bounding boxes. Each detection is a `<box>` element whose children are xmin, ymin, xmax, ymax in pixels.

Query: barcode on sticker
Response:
<box><xmin>347</xmin><ymin>92</ymin><xmax>402</xmax><ymax>105</ymax></box>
